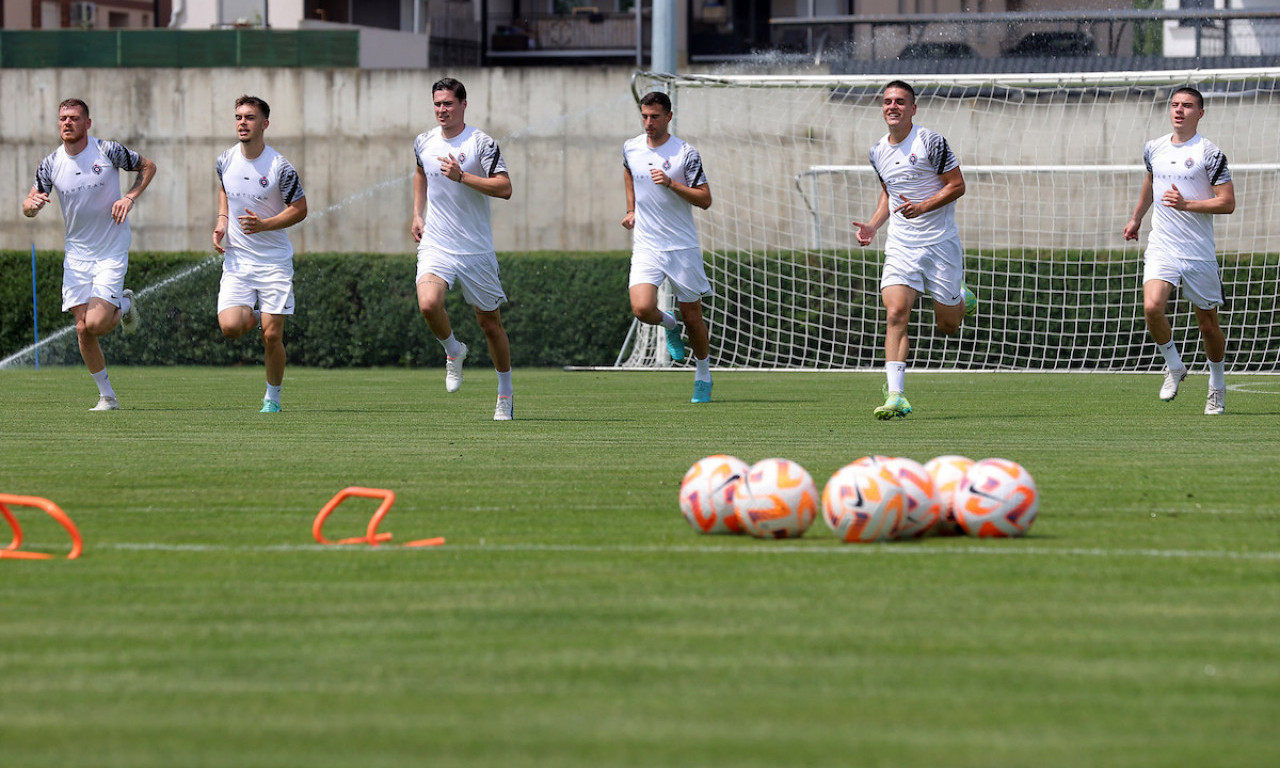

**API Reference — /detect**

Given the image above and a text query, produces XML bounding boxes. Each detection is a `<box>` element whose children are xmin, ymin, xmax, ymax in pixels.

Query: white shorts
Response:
<box><xmin>416</xmin><ymin>248</ymin><xmax>507</xmax><ymax>312</ymax></box>
<box><xmin>629</xmin><ymin>247</ymin><xmax>713</xmax><ymax>303</ymax></box>
<box><xmin>880</xmin><ymin>239</ymin><xmax>966</xmax><ymax>306</ymax></box>
<box><xmin>218</xmin><ymin>269</ymin><xmax>296</xmax><ymax>315</ymax></box>
<box><xmin>62</xmin><ymin>256</ymin><xmax>126</xmax><ymax>312</ymax></box>
<box><xmin>1143</xmin><ymin>250</ymin><xmax>1223</xmax><ymax>310</ymax></box>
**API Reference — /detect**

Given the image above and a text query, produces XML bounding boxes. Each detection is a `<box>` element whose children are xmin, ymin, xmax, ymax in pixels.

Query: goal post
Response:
<box><xmin>617</xmin><ymin>68</ymin><xmax>1280</xmax><ymax>373</ymax></box>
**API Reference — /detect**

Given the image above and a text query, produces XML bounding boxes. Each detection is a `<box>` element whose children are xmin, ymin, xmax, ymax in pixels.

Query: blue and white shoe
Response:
<box><xmin>445</xmin><ymin>342</ymin><xmax>468</xmax><ymax>393</ymax></box>
<box><xmin>260</xmin><ymin>398</ymin><xmax>282</xmax><ymax>413</ymax></box>
<box><xmin>494</xmin><ymin>395</ymin><xmax>514</xmax><ymax>421</ymax></box>
<box><xmin>665</xmin><ymin>326</ymin><xmax>686</xmax><ymax>362</ymax></box>
<box><xmin>691</xmin><ymin>380</ymin><xmax>712</xmax><ymax>404</ymax></box>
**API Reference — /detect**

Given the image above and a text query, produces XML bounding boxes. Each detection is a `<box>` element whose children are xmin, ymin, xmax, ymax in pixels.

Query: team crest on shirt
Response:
<box><xmin>259</xmin><ymin>175</ymin><xmax>269</xmax><ymax>188</ymax></box>
<box><xmin>1184</xmin><ymin>157</ymin><xmax>1194</xmax><ymax>168</ymax></box>
<box><xmin>91</xmin><ymin>163</ymin><xmax>103</xmax><ymax>175</ymax></box>
<box><xmin>663</xmin><ymin>158</ymin><xmax>671</xmax><ymax>170</ymax></box>
<box><xmin>458</xmin><ymin>152</ymin><xmax>467</xmax><ymax>163</ymax></box>
<box><xmin>908</xmin><ymin>153</ymin><xmax>917</xmax><ymax>165</ymax></box>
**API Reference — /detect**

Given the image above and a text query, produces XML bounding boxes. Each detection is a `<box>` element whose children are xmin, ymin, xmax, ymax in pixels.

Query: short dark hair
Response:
<box><xmin>639</xmin><ymin>91</ymin><xmax>672</xmax><ymax>112</ymax></box>
<box><xmin>59</xmin><ymin>98</ymin><xmax>89</xmax><ymax>117</ymax></box>
<box><xmin>236</xmin><ymin>95</ymin><xmax>270</xmax><ymax>119</ymax></box>
<box><xmin>884</xmin><ymin>80</ymin><xmax>916</xmax><ymax>102</ymax></box>
<box><xmin>433</xmin><ymin>78</ymin><xmax>467</xmax><ymax>101</ymax></box>
<box><xmin>1172</xmin><ymin>86</ymin><xmax>1204</xmax><ymax>110</ymax></box>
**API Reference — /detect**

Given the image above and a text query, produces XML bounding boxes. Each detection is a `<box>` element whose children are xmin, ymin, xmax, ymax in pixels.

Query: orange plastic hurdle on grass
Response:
<box><xmin>312</xmin><ymin>487</ymin><xmax>445</xmax><ymax>549</ymax></box>
<box><xmin>0</xmin><ymin>493</ymin><xmax>83</xmax><ymax>560</ymax></box>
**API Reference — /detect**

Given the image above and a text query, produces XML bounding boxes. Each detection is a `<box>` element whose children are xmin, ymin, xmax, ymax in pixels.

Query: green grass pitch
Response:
<box><xmin>2</xmin><ymin>366</ymin><xmax>1279</xmax><ymax>767</ymax></box>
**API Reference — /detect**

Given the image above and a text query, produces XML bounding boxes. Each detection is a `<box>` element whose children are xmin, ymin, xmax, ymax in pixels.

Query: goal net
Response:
<box><xmin>616</xmin><ymin>68</ymin><xmax>1280</xmax><ymax>373</ymax></box>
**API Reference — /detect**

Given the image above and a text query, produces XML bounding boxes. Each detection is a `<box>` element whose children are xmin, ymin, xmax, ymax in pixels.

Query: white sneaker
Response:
<box><xmin>445</xmin><ymin>342</ymin><xmax>468</xmax><ymax>393</ymax></box>
<box><xmin>1205</xmin><ymin>387</ymin><xmax>1225</xmax><ymax>416</ymax></box>
<box><xmin>493</xmin><ymin>395</ymin><xmax>514</xmax><ymax>421</ymax></box>
<box><xmin>90</xmin><ymin>396</ymin><xmax>120</xmax><ymax>411</ymax></box>
<box><xmin>120</xmin><ymin>289</ymin><xmax>139</xmax><ymax>334</ymax></box>
<box><xmin>1159</xmin><ymin>367</ymin><xmax>1187</xmax><ymax>402</ymax></box>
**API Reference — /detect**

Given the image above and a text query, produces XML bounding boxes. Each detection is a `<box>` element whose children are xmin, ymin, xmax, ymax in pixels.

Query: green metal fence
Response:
<box><xmin>0</xmin><ymin>30</ymin><xmax>359</xmax><ymax>68</ymax></box>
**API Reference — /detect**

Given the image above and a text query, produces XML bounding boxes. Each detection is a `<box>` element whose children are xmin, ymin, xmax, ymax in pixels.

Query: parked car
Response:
<box><xmin>1004</xmin><ymin>31</ymin><xmax>1097</xmax><ymax>57</ymax></box>
<box><xmin>897</xmin><ymin>41</ymin><xmax>979</xmax><ymax>60</ymax></box>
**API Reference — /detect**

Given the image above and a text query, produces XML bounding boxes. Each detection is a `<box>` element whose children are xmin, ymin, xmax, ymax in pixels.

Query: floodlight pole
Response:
<box><xmin>652</xmin><ymin>0</ymin><xmax>677</xmax><ymax>75</ymax></box>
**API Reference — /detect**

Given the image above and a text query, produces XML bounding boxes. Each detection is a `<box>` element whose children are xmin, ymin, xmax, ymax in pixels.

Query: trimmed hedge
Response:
<box><xmin>1</xmin><ymin>250</ymin><xmax>634</xmax><ymax>368</ymax></box>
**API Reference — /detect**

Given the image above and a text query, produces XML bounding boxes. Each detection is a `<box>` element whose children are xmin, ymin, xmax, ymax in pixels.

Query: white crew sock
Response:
<box><xmin>1158</xmin><ymin>341</ymin><xmax>1184</xmax><ymax>371</ymax></box>
<box><xmin>1208</xmin><ymin>360</ymin><xmax>1225</xmax><ymax>390</ymax></box>
<box><xmin>439</xmin><ymin>333</ymin><xmax>462</xmax><ymax>359</ymax></box>
<box><xmin>694</xmin><ymin>355</ymin><xmax>712</xmax><ymax>383</ymax></box>
<box><xmin>92</xmin><ymin>369</ymin><xmax>116</xmax><ymax>399</ymax></box>
<box><xmin>496</xmin><ymin>369</ymin><xmax>513</xmax><ymax>398</ymax></box>
<box><xmin>266</xmin><ymin>383</ymin><xmax>282</xmax><ymax>403</ymax></box>
<box><xmin>886</xmin><ymin>361</ymin><xmax>906</xmax><ymax>394</ymax></box>
<box><xmin>658</xmin><ymin>311</ymin><xmax>678</xmax><ymax>330</ymax></box>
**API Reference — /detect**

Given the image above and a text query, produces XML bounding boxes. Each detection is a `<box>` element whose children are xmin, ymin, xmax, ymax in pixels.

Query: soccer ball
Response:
<box><xmin>883</xmin><ymin>457</ymin><xmax>942</xmax><ymax>539</ymax></box>
<box><xmin>963</xmin><ymin>285</ymin><xmax>978</xmax><ymax>317</ymax></box>
<box><xmin>732</xmin><ymin>458</ymin><xmax>819</xmax><ymax>539</ymax></box>
<box><xmin>678</xmin><ymin>454</ymin><xmax>750</xmax><ymax>534</ymax></box>
<box><xmin>923</xmin><ymin>454</ymin><xmax>974</xmax><ymax>536</ymax></box>
<box><xmin>821</xmin><ymin>459</ymin><xmax>906</xmax><ymax>543</ymax></box>
<box><xmin>953</xmin><ymin>458</ymin><xmax>1039</xmax><ymax>538</ymax></box>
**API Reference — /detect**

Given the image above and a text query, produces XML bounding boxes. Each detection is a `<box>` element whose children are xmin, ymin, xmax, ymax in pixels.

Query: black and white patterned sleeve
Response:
<box><xmin>684</xmin><ymin>146</ymin><xmax>708</xmax><ymax>187</ymax></box>
<box><xmin>924</xmin><ymin>130</ymin><xmax>959</xmax><ymax>175</ymax></box>
<box><xmin>478</xmin><ymin>133</ymin><xmax>507</xmax><ymax>177</ymax></box>
<box><xmin>102</xmin><ymin>140</ymin><xmax>141</xmax><ymax>172</ymax></box>
<box><xmin>278</xmin><ymin>158</ymin><xmax>305</xmax><ymax>205</ymax></box>
<box><xmin>34</xmin><ymin>153</ymin><xmax>55</xmax><ymax>194</ymax></box>
<box><xmin>1204</xmin><ymin>141</ymin><xmax>1231</xmax><ymax>186</ymax></box>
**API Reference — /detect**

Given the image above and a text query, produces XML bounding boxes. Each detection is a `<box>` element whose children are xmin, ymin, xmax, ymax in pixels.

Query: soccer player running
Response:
<box><xmin>23</xmin><ymin>98</ymin><xmax>156</xmax><ymax>411</ymax></box>
<box><xmin>1123</xmin><ymin>86</ymin><xmax>1235</xmax><ymax>415</ymax></box>
<box><xmin>853</xmin><ymin>80</ymin><xmax>974</xmax><ymax>421</ymax></box>
<box><xmin>212</xmin><ymin>95</ymin><xmax>308</xmax><ymax>413</ymax></box>
<box><xmin>621</xmin><ymin>91</ymin><xmax>715</xmax><ymax>403</ymax></box>
<box><xmin>411</xmin><ymin>78</ymin><xmax>515</xmax><ymax>421</ymax></box>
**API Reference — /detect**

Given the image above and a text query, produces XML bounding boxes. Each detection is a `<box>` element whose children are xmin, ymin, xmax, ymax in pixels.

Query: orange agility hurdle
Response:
<box><xmin>312</xmin><ymin>487</ymin><xmax>445</xmax><ymax>549</ymax></box>
<box><xmin>0</xmin><ymin>493</ymin><xmax>83</xmax><ymax>560</ymax></box>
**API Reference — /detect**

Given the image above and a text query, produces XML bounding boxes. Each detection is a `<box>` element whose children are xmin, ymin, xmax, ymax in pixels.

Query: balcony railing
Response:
<box><xmin>488</xmin><ymin>10</ymin><xmax>648</xmax><ymax>59</ymax></box>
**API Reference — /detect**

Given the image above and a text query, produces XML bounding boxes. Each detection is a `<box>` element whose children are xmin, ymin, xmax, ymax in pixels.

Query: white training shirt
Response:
<box><xmin>869</xmin><ymin>125</ymin><xmax>960</xmax><ymax>249</ymax></box>
<box><xmin>623</xmin><ymin>134</ymin><xmax>708</xmax><ymax>252</ymax></box>
<box><xmin>1143</xmin><ymin>132</ymin><xmax>1231</xmax><ymax>263</ymax></box>
<box><xmin>34</xmin><ymin>137</ymin><xmax>141</xmax><ymax>263</ymax></box>
<box><xmin>216</xmin><ymin>144</ymin><xmax>305</xmax><ymax>274</ymax></box>
<box><xmin>414</xmin><ymin>125</ymin><xmax>507</xmax><ymax>256</ymax></box>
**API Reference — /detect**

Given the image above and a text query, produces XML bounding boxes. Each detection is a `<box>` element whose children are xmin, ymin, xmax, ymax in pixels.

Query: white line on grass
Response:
<box><xmin>101</xmin><ymin>541</ymin><xmax>1280</xmax><ymax>561</ymax></box>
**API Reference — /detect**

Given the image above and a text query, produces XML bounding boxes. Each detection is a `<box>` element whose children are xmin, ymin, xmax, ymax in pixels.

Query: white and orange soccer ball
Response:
<box><xmin>732</xmin><ymin>458</ymin><xmax>818</xmax><ymax>539</ymax></box>
<box><xmin>953</xmin><ymin>458</ymin><xmax>1039</xmax><ymax>538</ymax></box>
<box><xmin>924</xmin><ymin>454</ymin><xmax>975</xmax><ymax>537</ymax></box>
<box><xmin>678</xmin><ymin>454</ymin><xmax>750</xmax><ymax>534</ymax></box>
<box><xmin>821</xmin><ymin>459</ymin><xmax>906</xmax><ymax>543</ymax></box>
<box><xmin>883</xmin><ymin>457</ymin><xmax>942</xmax><ymax>539</ymax></box>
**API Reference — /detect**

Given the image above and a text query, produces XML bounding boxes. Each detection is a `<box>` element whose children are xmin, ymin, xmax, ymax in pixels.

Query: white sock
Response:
<box><xmin>886</xmin><ymin>361</ymin><xmax>906</xmax><ymax>394</ymax></box>
<box><xmin>266</xmin><ymin>383</ymin><xmax>282</xmax><ymax>403</ymax></box>
<box><xmin>1209</xmin><ymin>360</ymin><xmax>1225</xmax><ymax>390</ymax></box>
<box><xmin>1159</xmin><ymin>341</ymin><xmax>1184</xmax><ymax>371</ymax></box>
<box><xmin>439</xmin><ymin>333</ymin><xmax>462</xmax><ymax>359</ymax></box>
<box><xmin>658</xmin><ymin>311</ymin><xmax>678</xmax><ymax>330</ymax></box>
<box><xmin>694</xmin><ymin>355</ymin><xmax>712</xmax><ymax>383</ymax></box>
<box><xmin>92</xmin><ymin>369</ymin><xmax>116</xmax><ymax>399</ymax></box>
<box><xmin>496</xmin><ymin>369</ymin><xmax>513</xmax><ymax>398</ymax></box>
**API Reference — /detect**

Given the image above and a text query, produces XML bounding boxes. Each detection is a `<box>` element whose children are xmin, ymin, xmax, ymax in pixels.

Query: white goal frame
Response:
<box><xmin>615</xmin><ymin>68</ymin><xmax>1280</xmax><ymax>374</ymax></box>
